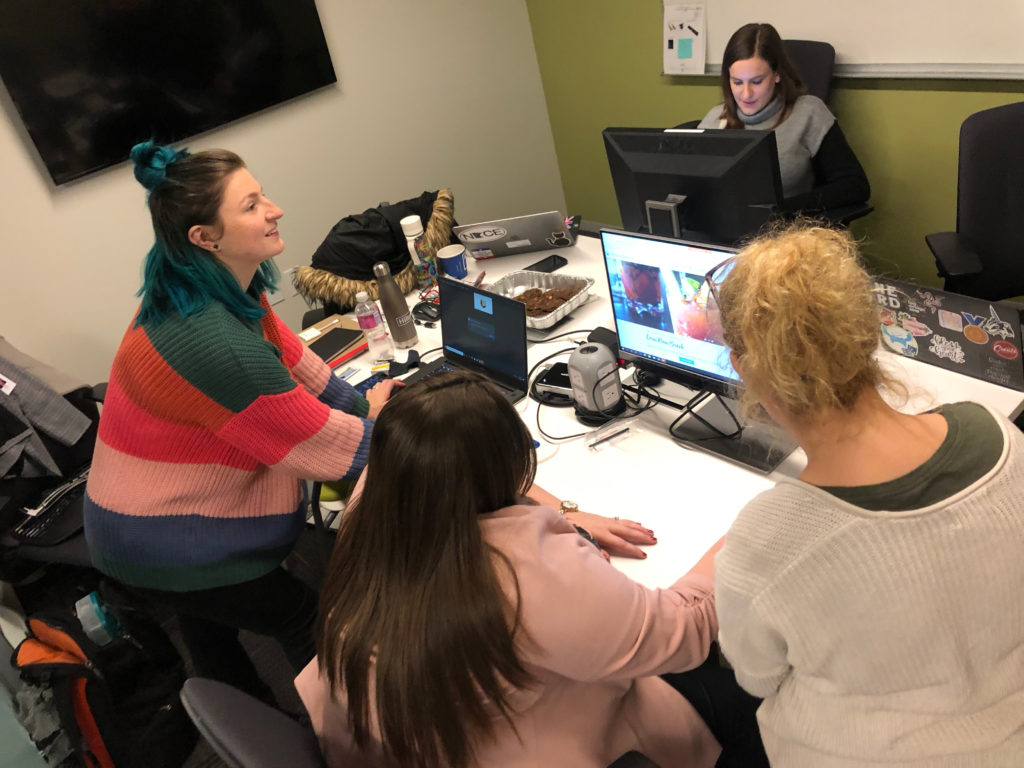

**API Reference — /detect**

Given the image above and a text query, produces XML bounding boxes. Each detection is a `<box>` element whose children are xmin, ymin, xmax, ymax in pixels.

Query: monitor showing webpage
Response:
<box><xmin>600</xmin><ymin>229</ymin><xmax>739</xmax><ymax>391</ymax></box>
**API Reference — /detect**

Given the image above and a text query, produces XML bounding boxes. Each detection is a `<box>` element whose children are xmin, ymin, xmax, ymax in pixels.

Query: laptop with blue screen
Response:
<box><xmin>400</xmin><ymin>278</ymin><xmax>529</xmax><ymax>403</ymax></box>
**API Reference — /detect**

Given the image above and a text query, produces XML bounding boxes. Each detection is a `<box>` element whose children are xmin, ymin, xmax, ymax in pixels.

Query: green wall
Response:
<box><xmin>525</xmin><ymin>0</ymin><xmax>1024</xmax><ymax>287</ymax></box>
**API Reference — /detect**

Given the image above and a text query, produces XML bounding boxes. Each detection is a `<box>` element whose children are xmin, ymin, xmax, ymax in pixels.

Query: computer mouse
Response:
<box><xmin>412</xmin><ymin>301</ymin><xmax>441</xmax><ymax>322</ymax></box>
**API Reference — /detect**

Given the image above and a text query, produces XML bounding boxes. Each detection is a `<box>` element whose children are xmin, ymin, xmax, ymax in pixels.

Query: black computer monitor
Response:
<box><xmin>599</xmin><ymin>229</ymin><xmax>796</xmax><ymax>472</ymax></box>
<box><xmin>602</xmin><ymin>127</ymin><xmax>783</xmax><ymax>245</ymax></box>
<box><xmin>600</xmin><ymin>229</ymin><xmax>740</xmax><ymax>396</ymax></box>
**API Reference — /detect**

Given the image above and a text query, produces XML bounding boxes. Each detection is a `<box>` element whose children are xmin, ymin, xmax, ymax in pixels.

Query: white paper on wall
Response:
<box><xmin>662</xmin><ymin>0</ymin><xmax>707</xmax><ymax>75</ymax></box>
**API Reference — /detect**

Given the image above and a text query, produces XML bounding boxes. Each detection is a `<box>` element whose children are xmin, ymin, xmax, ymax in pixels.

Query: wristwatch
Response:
<box><xmin>559</xmin><ymin>500</ymin><xmax>599</xmax><ymax>551</ymax></box>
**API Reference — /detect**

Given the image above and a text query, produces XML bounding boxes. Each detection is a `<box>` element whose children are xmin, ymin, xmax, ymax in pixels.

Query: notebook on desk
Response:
<box><xmin>400</xmin><ymin>278</ymin><xmax>528</xmax><ymax>403</ymax></box>
<box><xmin>453</xmin><ymin>211</ymin><xmax>575</xmax><ymax>260</ymax></box>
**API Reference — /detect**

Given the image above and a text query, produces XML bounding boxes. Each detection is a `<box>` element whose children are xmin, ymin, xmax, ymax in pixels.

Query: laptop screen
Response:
<box><xmin>438</xmin><ymin>278</ymin><xmax>528</xmax><ymax>391</ymax></box>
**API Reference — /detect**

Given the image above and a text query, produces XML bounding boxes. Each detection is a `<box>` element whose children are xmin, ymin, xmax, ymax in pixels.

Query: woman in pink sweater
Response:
<box><xmin>296</xmin><ymin>370</ymin><xmax>765</xmax><ymax>767</ymax></box>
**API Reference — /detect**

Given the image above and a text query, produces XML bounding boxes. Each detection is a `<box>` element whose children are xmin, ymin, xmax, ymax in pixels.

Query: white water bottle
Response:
<box><xmin>400</xmin><ymin>214</ymin><xmax>438</xmax><ymax>290</ymax></box>
<box><xmin>354</xmin><ymin>291</ymin><xmax>395</xmax><ymax>361</ymax></box>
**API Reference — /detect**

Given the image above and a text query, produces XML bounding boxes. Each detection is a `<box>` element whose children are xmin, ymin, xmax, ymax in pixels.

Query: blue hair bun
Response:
<box><xmin>130</xmin><ymin>140</ymin><xmax>188</xmax><ymax>192</ymax></box>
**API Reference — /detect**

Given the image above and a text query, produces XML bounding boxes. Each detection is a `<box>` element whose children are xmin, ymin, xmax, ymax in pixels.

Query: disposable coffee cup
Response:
<box><xmin>437</xmin><ymin>244</ymin><xmax>469</xmax><ymax>279</ymax></box>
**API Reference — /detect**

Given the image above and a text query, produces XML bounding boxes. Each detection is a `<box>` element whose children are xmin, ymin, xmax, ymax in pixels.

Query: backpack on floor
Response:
<box><xmin>12</xmin><ymin>584</ymin><xmax>197</xmax><ymax>768</ymax></box>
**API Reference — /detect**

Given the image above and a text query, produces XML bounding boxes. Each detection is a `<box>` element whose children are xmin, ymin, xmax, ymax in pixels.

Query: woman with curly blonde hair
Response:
<box><xmin>712</xmin><ymin>223</ymin><xmax>1024</xmax><ymax>766</ymax></box>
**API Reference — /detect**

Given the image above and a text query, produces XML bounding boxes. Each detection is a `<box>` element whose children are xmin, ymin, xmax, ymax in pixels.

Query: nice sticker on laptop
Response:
<box><xmin>454</xmin><ymin>211</ymin><xmax>575</xmax><ymax>260</ymax></box>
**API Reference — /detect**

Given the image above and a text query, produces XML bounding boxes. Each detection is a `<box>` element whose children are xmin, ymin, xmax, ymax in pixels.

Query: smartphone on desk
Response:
<box><xmin>525</xmin><ymin>254</ymin><xmax>568</xmax><ymax>273</ymax></box>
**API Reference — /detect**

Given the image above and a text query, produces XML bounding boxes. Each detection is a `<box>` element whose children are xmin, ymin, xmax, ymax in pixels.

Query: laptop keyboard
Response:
<box><xmin>421</xmin><ymin>362</ymin><xmax>457</xmax><ymax>379</ymax></box>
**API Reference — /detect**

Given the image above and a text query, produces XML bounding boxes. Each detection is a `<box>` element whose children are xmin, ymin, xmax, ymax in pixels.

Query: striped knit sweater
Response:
<box><xmin>84</xmin><ymin>297</ymin><xmax>372</xmax><ymax>592</ymax></box>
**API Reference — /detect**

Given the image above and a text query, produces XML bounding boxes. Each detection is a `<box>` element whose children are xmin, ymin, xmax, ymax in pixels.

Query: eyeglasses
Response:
<box><xmin>702</xmin><ymin>256</ymin><xmax>737</xmax><ymax>345</ymax></box>
<box><xmin>704</xmin><ymin>256</ymin><xmax>736</xmax><ymax>313</ymax></box>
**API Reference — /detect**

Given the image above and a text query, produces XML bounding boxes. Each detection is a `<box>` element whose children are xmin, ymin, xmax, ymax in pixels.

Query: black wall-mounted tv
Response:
<box><xmin>0</xmin><ymin>0</ymin><xmax>336</xmax><ymax>186</ymax></box>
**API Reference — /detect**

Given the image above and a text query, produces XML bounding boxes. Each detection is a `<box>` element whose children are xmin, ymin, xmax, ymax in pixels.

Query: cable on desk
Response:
<box><xmin>667</xmin><ymin>390</ymin><xmax>743</xmax><ymax>443</ymax></box>
<box><xmin>530</xmin><ymin>327</ymin><xmax>595</xmax><ymax>344</ymax></box>
<box><xmin>534</xmin><ymin>362</ymin><xmax>659</xmax><ymax>443</ymax></box>
<box><xmin>623</xmin><ymin>369</ymin><xmax>744</xmax><ymax>446</ymax></box>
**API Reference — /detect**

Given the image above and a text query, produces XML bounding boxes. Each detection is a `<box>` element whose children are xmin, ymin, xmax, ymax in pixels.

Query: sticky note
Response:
<box><xmin>676</xmin><ymin>38</ymin><xmax>693</xmax><ymax>59</ymax></box>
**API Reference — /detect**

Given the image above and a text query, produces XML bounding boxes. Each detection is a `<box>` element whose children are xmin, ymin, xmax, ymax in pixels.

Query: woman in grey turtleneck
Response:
<box><xmin>698</xmin><ymin>23</ymin><xmax>870</xmax><ymax>215</ymax></box>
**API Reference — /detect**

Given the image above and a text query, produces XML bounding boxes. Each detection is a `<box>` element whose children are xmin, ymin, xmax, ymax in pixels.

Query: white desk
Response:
<box><xmin>337</xmin><ymin>234</ymin><xmax>1024</xmax><ymax>588</ymax></box>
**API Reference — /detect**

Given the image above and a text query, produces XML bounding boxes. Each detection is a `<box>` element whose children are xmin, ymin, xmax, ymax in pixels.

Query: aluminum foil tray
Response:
<box><xmin>488</xmin><ymin>271</ymin><xmax>595</xmax><ymax>329</ymax></box>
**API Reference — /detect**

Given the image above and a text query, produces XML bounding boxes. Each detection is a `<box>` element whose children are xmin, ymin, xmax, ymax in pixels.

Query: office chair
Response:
<box><xmin>181</xmin><ymin>677</ymin><xmax>661</xmax><ymax>768</ymax></box>
<box><xmin>783</xmin><ymin>39</ymin><xmax>836</xmax><ymax>104</ymax></box>
<box><xmin>926</xmin><ymin>101</ymin><xmax>1024</xmax><ymax>301</ymax></box>
<box><xmin>180</xmin><ymin>678</ymin><xmax>327</xmax><ymax>768</ymax></box>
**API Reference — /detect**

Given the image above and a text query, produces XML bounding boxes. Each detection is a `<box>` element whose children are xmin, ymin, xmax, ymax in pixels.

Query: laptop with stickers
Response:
<box><xmin>453</xmin><ymin>211</ymin><xmax>575</xmax><ymax>260</ymax></box>
<box><xmin>400</xmin><ymin>277</ymin><xmax>529</xmax><ymax>403</ymax></box>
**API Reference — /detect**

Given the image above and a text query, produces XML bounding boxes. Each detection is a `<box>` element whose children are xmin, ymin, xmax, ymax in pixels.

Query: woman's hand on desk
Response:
<box><xmin>562</xmin><ymin>511</ymin><xmax>656</xmax><ymax>560</ymax></box>
<box><xmin>524</xmin><ymin>483</ymin><xmax>655</xmax><ymax>559</ymax></box>
<box><xmin>366</xmin><ymin>379</ymin><xmax>404</xmax><ymax>419</ymax></box>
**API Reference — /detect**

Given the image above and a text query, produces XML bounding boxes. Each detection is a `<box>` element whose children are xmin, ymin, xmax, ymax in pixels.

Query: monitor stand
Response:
<box><xmin>635</xmin><ymin>216</ymin><xmax>739</xmax><ymax>250</ymax></box>
<box><xmin>669</xmin><ymin>390</ymin><xmax>797</xmax><ymax>473</ymax></box>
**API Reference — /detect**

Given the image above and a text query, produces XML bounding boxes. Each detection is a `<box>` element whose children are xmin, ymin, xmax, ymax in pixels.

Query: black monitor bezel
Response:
<box><xmin>600</xmin><ymin>228</ymin><xmax>799</xmax><ymax>473</ymax></box>
<box><xmin>437</xmin><ymin>277</ymin><xmax>529</xmax><ymax>394</ymax></box>
<box><xmin>599</xmin><ymin>228</ymin><xmax>741</xmax><ymax>401</ymax></box>
<box><xmin>602</xmin><ymin>126</ymin><xmax>783</xmax><ymax>245</ymax></box>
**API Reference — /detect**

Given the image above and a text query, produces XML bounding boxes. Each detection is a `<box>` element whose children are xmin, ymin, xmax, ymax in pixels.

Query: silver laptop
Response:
<box><xmin>454</xmin><ymin>211</ymin><xmax>575</xmax><ymax>260</ymax></box>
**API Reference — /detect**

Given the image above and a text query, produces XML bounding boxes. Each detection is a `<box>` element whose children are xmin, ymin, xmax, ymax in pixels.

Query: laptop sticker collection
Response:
<box><xmin>873</xmin><ymin>278</ymin><xmax>1023</xmax><ymax>391</ymax></box>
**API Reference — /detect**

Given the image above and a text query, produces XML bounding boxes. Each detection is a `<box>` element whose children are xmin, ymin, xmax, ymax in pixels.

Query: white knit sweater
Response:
<box><xmin>715</xmin><ymin>403</ymin><xmax>1024</xmax><ymax>766</ymax></box>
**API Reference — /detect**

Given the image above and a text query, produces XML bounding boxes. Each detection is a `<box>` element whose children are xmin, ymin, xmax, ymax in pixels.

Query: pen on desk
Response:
<box><xmin>472</xmin><ymin>271</ymin><xmax>486</xmax><ymax>288</ymax></box>
<box><xmin>587</xmin><ymin>425</ymin><xmax>630</xmax><ymax>450</ymax></box>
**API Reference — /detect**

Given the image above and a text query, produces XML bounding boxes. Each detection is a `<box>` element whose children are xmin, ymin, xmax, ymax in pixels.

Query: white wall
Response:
<box><xmin>703</xmin><ymin>0</ymin><xmax>1024</xmax><ymax>78</ymax></box>
<box><xmin>0</xmin><ymin>0</ymin><xmax>564</xmax><ymax>383</ymax></box>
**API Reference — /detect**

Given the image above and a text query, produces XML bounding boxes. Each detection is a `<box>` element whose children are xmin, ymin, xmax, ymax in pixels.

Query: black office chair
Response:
<box><xmin>926</xmin><ymin>101</ymin><xmax>1024</xmax><ymax>301</ymax></box>
<box><xmin>181</xmin><ymin>677</ymin><xmax>661</xmax><ymax>768</ymax></box>
<box><xmin>783</xmin><ymin>39</ymin><xmax>836</xmax><ymax>104</ymax></box>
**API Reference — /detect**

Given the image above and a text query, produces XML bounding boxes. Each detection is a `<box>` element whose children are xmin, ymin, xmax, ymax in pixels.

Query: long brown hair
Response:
<box><xmin>719</xmin><ymin>23</ymin><xmax>804</xmax><ymax>128</ymax></box>
<box><xmin>315</xmin><ymin>370</ymin><xmax>537</xmax><ymax>768</ymax></box>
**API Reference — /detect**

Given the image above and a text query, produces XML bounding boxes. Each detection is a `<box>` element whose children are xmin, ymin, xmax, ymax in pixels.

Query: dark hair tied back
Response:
<box><xmin>130</xmin><ymin>140</ymin><xmax>188</xmax><ymax>192</ymax></box>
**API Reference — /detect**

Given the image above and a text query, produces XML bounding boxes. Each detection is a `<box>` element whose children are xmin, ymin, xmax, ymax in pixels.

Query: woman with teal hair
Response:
<box><xmin>83</xmin><ymin>140</ymin><xmax>400</xmax><ymax>704</ymax></box>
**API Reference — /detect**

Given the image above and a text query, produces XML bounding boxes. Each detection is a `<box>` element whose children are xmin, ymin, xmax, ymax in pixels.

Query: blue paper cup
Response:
<box><xmin>437</xmin><ymin>244</ymin><xmax>469</xmax><ymax>279</ymax></box>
